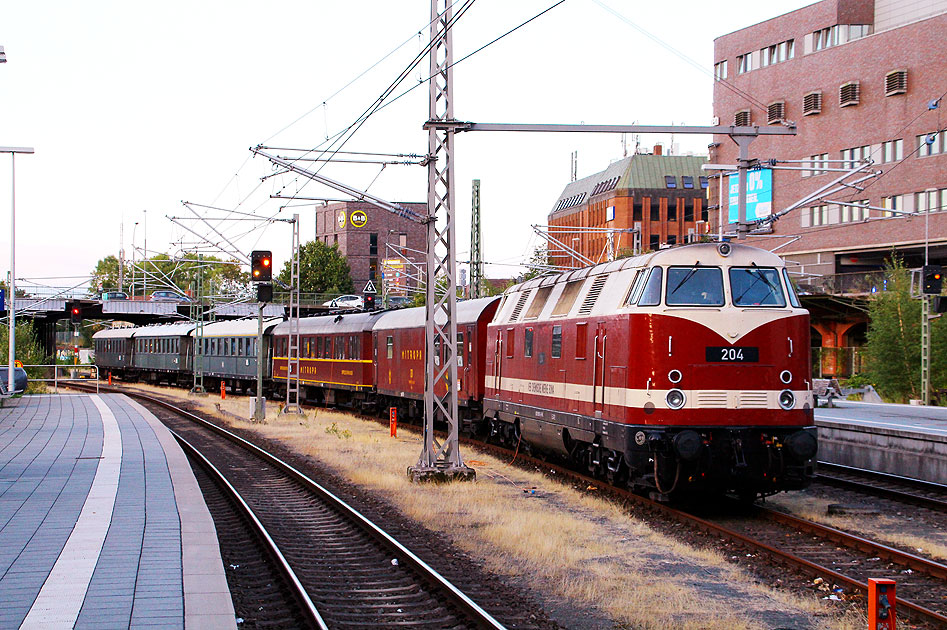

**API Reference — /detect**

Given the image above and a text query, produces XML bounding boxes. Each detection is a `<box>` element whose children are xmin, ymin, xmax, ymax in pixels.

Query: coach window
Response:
<box><xmin>386</xmin><ymin>336</ymin><xmax>393</xmax><ymax>359</ymax></box>
<box><xmin>434</xmin><ymin>338</ymin><xmax>441</xmax><ymax>365</ymax></box>
<box><xmin>575</xmin><ymin>323</ymin><xmax>588</xmax><ymax>359</ymax></box>
<box><xmin>551</xmin><ymin>325</ymin><xmax>562</xmax><ymax>358</ymax></box>
<box><xmin>457</xmin><ymin>332</ymin><xmax>464</xmax><ymax>366</ymax></box>
<box><xmin>524</xmin><ymin>327</ymin><xmax>533</xmax><ymax>358</ymax></box>
<box><xmin>349</xmin><ymin>335</ymin><xmax>357</xmax><ymax>358</ymax></box>
<box><xmin>638</xmin><ymin>267</ymin><xmax>663</xmax><ymax>306</ymax></box>
<box><xmin>667</xmin><ymin>267</ymin><xmax>725</xmax><ymax>306</ymax></box>
<box><xmin>336</xmin><ymin>336</ymin><xmax>344</xmax><ymax>359</ymax></box>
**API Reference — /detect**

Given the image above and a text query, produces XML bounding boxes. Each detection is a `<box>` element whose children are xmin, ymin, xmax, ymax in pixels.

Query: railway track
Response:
<box><xmin>71</xmin><ymin>384</ymin><xmax>508</xmax><ymax>630</ymax></box>
<box><xmin>816</xmin><ymin>461</ymin><xmax>947</xmax><ymax>512</ymax></box>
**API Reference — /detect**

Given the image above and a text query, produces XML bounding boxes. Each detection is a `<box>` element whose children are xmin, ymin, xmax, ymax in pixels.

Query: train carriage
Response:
<box><xmin>193</xmin><ymin>318</ymin><xmax>282</xmax><ymax>393</ymax></box>
<box><xmin>131</xmin><ymin>322</ymin><xmax>196</xmax><ymax>385</ymax></box>
<box><xmin>92</xmin><ymin>327</ymin><xmax>136</xmax><ymax>379</ymax></box>
<box><xmin>271</xmin><ymin>311</ymin><xmax>384</xmax><ymax>406</ymax></box>
<box><xmin>484</xmin><ymin>242</ymin><xmax>817</xmax><ymax>499</ymax></box>
<box><xmin>372</xmin><ymin>297</ymin><xmax>500</xmax><ymax>423</ymax></box>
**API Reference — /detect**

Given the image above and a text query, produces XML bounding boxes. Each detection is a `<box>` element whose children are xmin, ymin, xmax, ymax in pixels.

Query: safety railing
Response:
<box><xmin>22</xmin><ymin>364</ymin><xmax>99</xmax><ymax>393</ymax></box>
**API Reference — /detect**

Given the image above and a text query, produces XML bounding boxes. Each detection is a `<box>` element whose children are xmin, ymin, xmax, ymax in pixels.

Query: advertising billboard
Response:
<box><xmin>728</xmin><ymin>167</ymin><xmax>773</xmax><ymax>223</ymax></box>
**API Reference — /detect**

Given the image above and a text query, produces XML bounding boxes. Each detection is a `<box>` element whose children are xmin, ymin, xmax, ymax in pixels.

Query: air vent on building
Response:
<box><xmin>885</xmin><ymin>69</ymin><xmax>907</xmax><ymax>96</ymax></box>
<box><xmin>510</xmin><ymin>289</ymin><xmax>532</xmax><ymax>321</ymax></box>
<box><xmin>734</xmin><ymin>110</ymin><xmax>752</xmax><ymax>126</ymax></box>
<box><xmin>839</xmin><ymin>81</ymin><xmax>860</xmax><ymax>107</ymax></box>
<box><xmin>803</xmin><ymin>91</ymin><xmax>822</xmax><ymax>116</ymax></box>
<box><xmin>577</xmin><ymin>275</ymin><xmax>608</xmax><ymax>316</ymax></box>
<box><xmin>767</xmin><ymin>101</ymin><xmax>786</xmax><ymax>124</ymax></box>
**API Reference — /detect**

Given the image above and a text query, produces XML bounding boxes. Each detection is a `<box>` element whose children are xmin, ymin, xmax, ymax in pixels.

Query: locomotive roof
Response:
<box><xmin>507</xmin><ymin>242</ymin><xmax>784</xmax><ymax>294</ymax></box>
<box><xmin>129</xmin><ymin>322</ymin><xmax>197</xmax><ymax>338</ymax></box>
<box><xmin>272</xmin><ymin>310</ymin><xmax>387</xmax><ymax>336</ymax></box>
<box><xmin>194</xmin><ymin>317</ymin><xmax>282</xmax><ymax>338</ymax></box>
<box><xmin>372</xmin><ymin>297</ymin><xmax>500</xmax><ymax>331</ymax></box>
<box><xmin>92</xmin><ymin>326</ymin><xmax>138</xmax><ymax>340</ymax></box>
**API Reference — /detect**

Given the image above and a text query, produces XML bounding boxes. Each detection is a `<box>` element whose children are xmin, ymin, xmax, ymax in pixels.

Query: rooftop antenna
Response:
<box><xmin>570</xmin><ymin>150</ymin><xmax>577</xmax><ymax>182</ymax></box>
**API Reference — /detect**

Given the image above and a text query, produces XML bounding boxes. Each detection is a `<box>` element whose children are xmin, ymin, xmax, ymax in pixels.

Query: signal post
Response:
<box><xmin>250</xmin><ymin>250</ymin><xmax>272</xmax><ymax>421</ymax></box>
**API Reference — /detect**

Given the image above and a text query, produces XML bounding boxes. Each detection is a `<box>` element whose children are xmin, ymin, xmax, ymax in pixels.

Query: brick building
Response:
<box><xmin>712</xmin><ymin>0</ymin><xmax>947</xmax><ymax>277</ymax></box>
<box><xmin>712</xmin><ymin>0</ymin><xmax>947</xmax><ymax>376</ymax></box>
<box><xmin>314</xmin><ymin>201</ymin><xmax>426</xmax><ymax>297</ymax></box>
<box><xmin>547</xmin><ymin>152</ymin><xmax>709</xmax><ymax>267</ymax></box>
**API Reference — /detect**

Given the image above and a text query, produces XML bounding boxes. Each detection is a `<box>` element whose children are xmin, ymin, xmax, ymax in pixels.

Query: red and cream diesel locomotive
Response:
<box><xmin>482</xmin><ymin>242</ymin><xmax>817</xmax><ymax>499</ymax></box>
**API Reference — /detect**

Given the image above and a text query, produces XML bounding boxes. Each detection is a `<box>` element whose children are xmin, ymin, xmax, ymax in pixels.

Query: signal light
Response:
<box><xmin>364</xmin><ymin>294</ymin><xmax>376</xmax><ymax>310</ymax></box>
<box><xmin>922</xmin><ymin>264</ymin><xmax>943</xmax><ymax>295</ymax></box>
<box><xmin>251</xmin><ymin>250</ymin><xmax>272</xmax><ymax>282</ymax></box>
<box><xmin>69</xmin><ymin>302</ymin><xmax>81</xmax><ymax>324</ymax></box>
<box><xmin>256</xmin><ymin>283</ymin><xmax>273</xmax><ymax>303</ymax></box>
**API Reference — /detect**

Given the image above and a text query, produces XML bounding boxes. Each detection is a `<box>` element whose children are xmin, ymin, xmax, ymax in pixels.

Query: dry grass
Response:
<box><xmin>119</xmin><ymin>383</ymin><xmax>860</xmax><ymax>630</ymax></box>
<box><xmin>768</xmin><ymin>492</ymin><xmax>947</xmax><ymax>561</ymax></box>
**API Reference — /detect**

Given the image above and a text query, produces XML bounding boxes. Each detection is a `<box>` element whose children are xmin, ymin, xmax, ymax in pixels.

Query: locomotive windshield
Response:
<box><xmin>729</xmin><ymin>267</ymin><xmax>786</xmax><ymax>307</ymax></box>
<box><xmin>665</xmin><ymin>266</ymin><xmax>725</xmax><ymax>306</ymax></box>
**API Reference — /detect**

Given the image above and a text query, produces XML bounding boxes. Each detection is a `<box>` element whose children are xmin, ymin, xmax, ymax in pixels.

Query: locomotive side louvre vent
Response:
<box><xmin>696</xmin><ymin>391</ymin><xmax>728</xmax><ymax>408</ymax></box>
<box><xmin>839</xmin><ymin>81</ymin><xmax>860</xmax><ymax>107</ymax></box>
<box><xmin>738</xmin><ymin>391</ymin><xmax>770</xmax><ymax>408</ymax></box>
<box><xmin>524</xmin><ymin>285</ymin><xmax>553</xmax><ymax>320</ymax></box>
<box><xmin>510</xmin><ymin>289</ymin><xmax>532</xmax><ymax>321</ymax></box>
<box><xmin>578</xmin><ymin>275</ymin><xmax>608</xmax><ymax>316</ymax></box>
<box><xmin>802</xmin><ymin>91</ymin><xmax>822</xmax><ymax>116</ymax></box>
<box><xmin>766</xmin><ymin>101</ymin><xmax>785</xmax><ymax>124</ymax></box>
<box><xmin>885</xmin><ymin>69</ymin><xmax>907</xmax><ymax>96</ymax></box>
<box><xmin>734</xmin><ymin>110</ymin><xmax>752</xmax><ymax>126</ymax></box>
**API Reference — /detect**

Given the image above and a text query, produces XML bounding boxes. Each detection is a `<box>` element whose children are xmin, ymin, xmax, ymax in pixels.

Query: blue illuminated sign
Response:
<box><xmin>728</xmin><ymin>168</ymin><xmax>773</xmax><ymax>223</ymax></box>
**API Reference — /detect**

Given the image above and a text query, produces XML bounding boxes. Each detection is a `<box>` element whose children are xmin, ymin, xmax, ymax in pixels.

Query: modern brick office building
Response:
<box><xmin>314</xmin><ymin>201</ymin><xmax>426</xmax><ymax>296</ymax></box>
<box><xmin>547</xmin><ymin>152</ymin><xmax>710</xmax><ymax>266</ymax></box>
<box><xmin>712</xmin><ymin>0</ymin><xmax>947</xmax><ymax>279</ymax></box>
<box><xmin>712</xmin><ymin>0</ymin><xmax>947</xmax><ymax>375</ymax></box>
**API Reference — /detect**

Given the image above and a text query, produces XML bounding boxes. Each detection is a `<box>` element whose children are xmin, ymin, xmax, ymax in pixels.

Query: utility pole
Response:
<box><xmin>410</xmin><ymin>0</ymin><xmax>474</xmax><ymax>482</ymax></box>
<box><xmin>470</xmin><ymin>179</ymin><xmax>483</xmax><ymax>299</ymax></box>
<box><xmin>284</xmin><ymin>214</ymin><xmax>304</xmax><ymax>415</ymax></box>
<box><xmin>190</xmin><ymin>254</ymin><xmax>206</xmax><ymax>395</ymax></box>
<box><xmin>119</xmin><ymin>221</ymin><xmax>125</xmax><ymax>292</ymax></box>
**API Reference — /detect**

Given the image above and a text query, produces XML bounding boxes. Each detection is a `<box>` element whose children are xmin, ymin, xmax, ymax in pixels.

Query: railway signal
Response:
<box><xmin>251</xmin><ymin>250</ymin><xmax>272</xmax><ymax>282</ymax></box>
<box><xmin>922</xmin><ymin>264</ymin><xmax>943</xmax><ymax>294</ymax></box>
<box><xmin>69</xmin><ymin>302</ymin><xmax>81</xmax><ymax>324</ymax></box>
<box><xmin>256</xmin><ymin>283</ymin><xmax>273</xmax><ymax>303</ymax></box>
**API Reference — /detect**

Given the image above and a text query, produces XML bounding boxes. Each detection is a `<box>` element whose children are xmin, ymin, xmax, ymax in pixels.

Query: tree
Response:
<box><xmin>518</xmin><ymin>244</ymin><xmax>550</xmax><ymax>282</ymax></box>
<box><xmin>92</xmin><ymin>253</ymin><xmax>248</xmax><ymax>297</ymax></box>
<box><xmin>862</xmin><ymin>257</ymin><xmax>947</xmax><ymax>402</ymax></box>
<box><xmin>0</xmin><ymin>320</ymin><xmax>49</xmax><ymax>383</ymax></box>
<box><xmin>277</xmin><ymin>241</ymin><xmax>354</xmax><ymax>296</ymax></box>
<box><xmin>91</xmin><ymin>255</ymin><xmax>130</xmax><ymax>293</ymax></box>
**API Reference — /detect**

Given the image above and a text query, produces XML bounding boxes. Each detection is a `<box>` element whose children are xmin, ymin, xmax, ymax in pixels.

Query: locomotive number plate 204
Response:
<box><xmin>706</xmin><ymin>346</ymin><xmax>759</xmax><ymax>362</ymax></box>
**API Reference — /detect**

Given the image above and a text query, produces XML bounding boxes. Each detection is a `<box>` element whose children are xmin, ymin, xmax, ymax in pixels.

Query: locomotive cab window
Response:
<box><xmin>551</xmin><ymin>325</ymin><xmax>562</xmax><ymax>358</ymax></box>
<box><xmin>666</xmin><ymin>266</ymin><xmax>725</xmax><ymax>306</ymax></box>
<box><xmin>624</xmin><ymin>270</ymin><xmax>646</xmax><ymax>306</ymax></box>
<box><xmin>782</xmin><ymin>268</ymin><xmax>802</xmax><ymax>308</ymax></box>
<box><xmin>729</xmin><ymin>267</ymin><xmax>786</xmax><ymax>307</ymax></box>
<box><xmin>637</xmin><ymin>267</ymin><xmax>663</xmax><ymax>306</ymax></box>
<box><xmin>524</xmin><ymin>327</ymin><xmax>533</xmax><ymax>358</ymax></box>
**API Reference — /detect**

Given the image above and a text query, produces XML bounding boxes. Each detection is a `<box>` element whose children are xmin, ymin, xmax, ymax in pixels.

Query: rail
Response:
<box><xmin>23</xmin><ymin>364</ymin><xmax>99</xmax><ymax>393</ymax></box>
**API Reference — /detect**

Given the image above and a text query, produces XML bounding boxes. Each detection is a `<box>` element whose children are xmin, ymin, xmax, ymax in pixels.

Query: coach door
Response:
<box><xmin>493</xmin><ymin>329</ymin><xmax>502</xmax><ymax>395</ymax></box>
<box><xmin>593</xmin><ymin>323</ymin><xmax>607</xmax><ymax>417</ymax></box>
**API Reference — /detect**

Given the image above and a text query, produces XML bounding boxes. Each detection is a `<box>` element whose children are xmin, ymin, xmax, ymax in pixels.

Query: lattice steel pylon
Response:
<box><xmin>408</xmin><ymin>0</ymin><xmax>474</xmax><ymax>482</ymax></box>
<box><xmin>190</xmin><ymin>253</ymin><xmax>206</xmax><ymax>395</ymax></box>
<box><xmin>284</xmin><ymin>214</ymin><xmax>304</xmax><ymax>415</ymax></box>
<box><xmin>470</xmin><ymin>179</ymin><xmax>483</xmax><ymax>299</ymax></box>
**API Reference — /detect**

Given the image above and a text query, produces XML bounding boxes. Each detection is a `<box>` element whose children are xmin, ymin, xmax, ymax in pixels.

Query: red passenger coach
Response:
<box><xmin>373</xmin><ymin>297</ymin><xmax>500</xmax><ymax>424</ymax></box>
<box><xmin>271</xmin><ymin>312</ymin><xmax>383</xmax><ymax>407</ymax></box>
<box><xmin>483</xmin><ymin>242</ymin><xmax>817</xmax><ymax>500</ymax></box>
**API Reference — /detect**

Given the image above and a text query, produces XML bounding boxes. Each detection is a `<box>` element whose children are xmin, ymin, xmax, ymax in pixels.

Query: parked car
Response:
<box><xmin>100</xmin><ymin>291</ymin><xmax>128</xmax><ymax>301</ymax></box>
<box><xmin>149</xmin><ymin>290</ymin><xmax>191</xmax><ymax>303</ymax></box>
<box><xmin>0</xmin><ymin>367</ymin><xmax>28</xmax><ymax>395</ymax></box>
<box><xmin>387</xmin><ymin>295</ymin><xmax>412</xmax><ymax>308</ymax></box>
<box><xmin>322</xmin><ymin>294</ymin><xmax>364</xmax><ymax>309</ymax></box>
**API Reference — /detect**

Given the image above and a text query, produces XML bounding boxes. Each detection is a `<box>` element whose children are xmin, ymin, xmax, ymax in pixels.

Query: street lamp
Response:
<box><xmin>2</xmin><ymin>146</ymin><xmax>35</xmax><ymax>394</ymax></box>
<box><xmin>132</xmin><ymin>221</ymin><xmax>139</xmax><ymax>298</ymax></box>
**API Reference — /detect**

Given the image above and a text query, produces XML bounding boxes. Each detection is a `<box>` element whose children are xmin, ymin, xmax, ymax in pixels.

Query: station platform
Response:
<box><xmin>0</xmin><ymin>394</ymin><xmax>235</xmax><ymax>629</ymax></box>
<box><xmin>816</xmin><ymin>400</ymin><xmax>947</xmax><ymax>484</ymax></box>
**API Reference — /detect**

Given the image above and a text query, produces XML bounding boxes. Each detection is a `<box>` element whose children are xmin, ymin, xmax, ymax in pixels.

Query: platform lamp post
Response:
<box><xmin>2</xmin><ymin>146</ymin><xmax>35</xmax><ymax>394</ymax></box>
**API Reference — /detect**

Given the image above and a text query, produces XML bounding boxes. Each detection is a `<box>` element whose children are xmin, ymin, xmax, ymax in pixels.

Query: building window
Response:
<box><xmin>369</xmin><ymin>232</ymin><xmax>377</xmax><ymax>256</ymax></box>
<box><xmin>809</xmin><ymin>205</ymin><xmax>829</xmax><ymax>226</ymax></box>
<box><xmin>802</xmin><ymin>91</ymin><xmax>822</xmax><ymax>116</ymax></box>
<box><xmin>839</xmin><ymin>81</ymin><xmax>860</xmax><ymax>107</ymax></box>
<box><xmin>767</xmin><ymin>101</ymin><xmax>786</xmax><ymax>124</ymax></box>
<box><xmin>681</xmin><ymin>175</ymin><xmax>694</xmax><ymax>189</ymax></box>
<box><xmin>882</xmin><ymin>195</ymin><xmax>903</xmax><ymax>217</ymax></box>
<box><xmin>804</xmin><ymin>153</ymin><xmax>828</xmax><ymax>177</ymax></box>
<box><xmin>841</xmin><ymin>145</ymin><xmax>869</xmax><ymax>169</ymax></box>
<box><xmin>714</xmin><ymin>60</ymin><xmax>728</xmax><ymax>81</ymax></box>
<box><xmin>813</xmin><ymin>26</ymin><xmax>839</xmax><ymax>51</ymax></box>
<box><xmin>841</xmin><ymin>201</ymin><xmax>869</xmax><ymax>222</ymax></box>
<box><xmin>917</xmin><ymin>131</ymin><xmax>945</xmax><ymax>157</ymax></box>
<box><xmin>881</xmin><ymin>139</ymin><xmax>903</xmax><ymax>163</ymax></box>
<box><xmin>761</xmin><ymin>39</ymin><xmax>794</xmax><ymax>67</ymax></box>
<box><xmin>667</xmin><ymin>201</ymin><xmax>677</xmax><ymax>221</ymax></box>
<box><xmin>699</xmin><ymin>176</ymin><xmax>709</xmax><ymax>189</ymax></box>
<box><xmin>734</xmin><ymin>110</ymin><xmax>751</xmax><ymax>126</ymax></box>
<box><xmin>649</xmin><ymin>234</ymin><xmax>660</xmax><ymax>250</ymax></box>
<box><xmin>369</xmin><ymin>258</ymin><xmax>377</xmax><ymax>281</ymax></box>
<box><xmin>915</xmin><ymin>189</ymin><xmax>947</xmax><ymax>213</ymax></box>
<box><xmin>885</xmin><ymin>69</ymin><xmax>908</xmax><ymax>96</ymax></box>
<box><xmin>848</xmin><ymin>24</ymin><xmax>870</xmax><ymax>40</ymax></box>
<box><xmin>664</xmin><ymin>176</ymin><xmax>677</xmax><ymax>189</ymax></box>
<box><xmin>737</xmin><ymin>53</ymin><xmax>753</xmax><ymax>74</ymax></box>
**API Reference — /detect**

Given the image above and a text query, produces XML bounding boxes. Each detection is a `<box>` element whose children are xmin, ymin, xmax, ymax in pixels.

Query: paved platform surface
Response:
<box><xmin>0</xmin><ymin>394</ymin><xmax>235</xmax><ymax>629</ymax></box>
<box><xmin>816</xmin><ymin>400</ymin><xmax>947</xmax><ymax>484</ymax></box>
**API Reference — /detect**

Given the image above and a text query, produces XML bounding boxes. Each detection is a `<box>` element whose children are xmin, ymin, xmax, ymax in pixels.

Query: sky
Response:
<box><xmin>0</xmin><ymin>0</ymin><xmax>815</xmax><ymax>294</ymax></box>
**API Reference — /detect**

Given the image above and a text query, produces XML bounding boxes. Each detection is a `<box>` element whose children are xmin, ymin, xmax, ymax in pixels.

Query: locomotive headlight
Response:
<box><xmin>778</xmin><ymin>389</ymin><xmax>796</xmax><ymax>410</ymax></box>
<box><xmin>666</xmin><ymin>389</ymin><xmax>686</xmax><ymax>409</ymax></box>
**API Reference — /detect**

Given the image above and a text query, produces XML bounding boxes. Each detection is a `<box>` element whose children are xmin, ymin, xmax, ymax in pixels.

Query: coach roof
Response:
<box><xmin>272</xmin><ymin>310</ymin><xmax>386</xmax><ymax>336</ymax></box>
<box><xmin>372</xmin><ymin>297</ymin><xmax>500</xmax><ymax>331</ymax></box>
<box><xmin>196</xmin><ymin>318</ymin><xmax>282</xmax><ymax>338</ymax></box>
